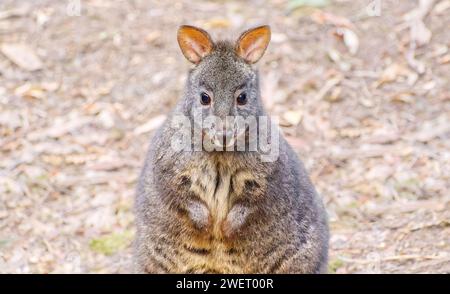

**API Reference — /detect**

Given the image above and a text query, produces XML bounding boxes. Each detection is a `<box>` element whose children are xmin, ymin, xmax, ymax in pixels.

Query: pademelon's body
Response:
<box><xmin>134</xmin><ymin>25</ymin><xmax>329</xmax><ymax>273</ymax></box>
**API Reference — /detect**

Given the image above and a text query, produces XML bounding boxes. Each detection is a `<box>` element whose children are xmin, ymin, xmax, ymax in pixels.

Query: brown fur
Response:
<box><xmin>134</xmin><ymin>26</ymin><xmax>329</xmax><ymax>274</ymax></box>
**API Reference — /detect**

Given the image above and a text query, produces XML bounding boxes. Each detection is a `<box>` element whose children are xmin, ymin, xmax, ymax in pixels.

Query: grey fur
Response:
<box><xmin>134</xmin><ymin>27</ymin><xmax>329</xmax><ymax>274</ymax></box>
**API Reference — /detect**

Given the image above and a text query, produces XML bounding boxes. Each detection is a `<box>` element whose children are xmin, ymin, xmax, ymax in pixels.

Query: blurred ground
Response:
<box><xmin>0</xmin><ymin>0</ymin><xmax>449</xmax><ymax>273</ymax></box>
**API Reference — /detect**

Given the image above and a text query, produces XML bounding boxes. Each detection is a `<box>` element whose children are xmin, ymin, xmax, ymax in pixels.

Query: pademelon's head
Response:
<box><xmin>177</xmin><ymin>25</ymin><xmax>271</xmax><ymax>149</ymax></box>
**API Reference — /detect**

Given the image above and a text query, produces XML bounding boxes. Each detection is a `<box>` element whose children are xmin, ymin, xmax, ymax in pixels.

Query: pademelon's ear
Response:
<box><xmin>235</xmin><ymin>25</ymin><xmax>271</xmax><ymax>64</ymax></box>
<box><xmin>177</xmin><ymin>25</ymin><xmax>214</xmax><ymax>64</ymax></box>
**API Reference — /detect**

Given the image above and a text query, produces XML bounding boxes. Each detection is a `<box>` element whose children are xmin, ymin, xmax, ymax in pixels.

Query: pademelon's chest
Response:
<box><xmin>176</xmin><ymin>161</ymin><xmax>258</xmax><ymax>273</ymax></box>
<box><xmin>174</xmin><ymin>156</ymin><xmax>269</xmax><ymax>273</ymax></box>
<box><xmin>186</xmin><ymin>160</ymin><xmax>255</xmax><ymax>225</ymax></box>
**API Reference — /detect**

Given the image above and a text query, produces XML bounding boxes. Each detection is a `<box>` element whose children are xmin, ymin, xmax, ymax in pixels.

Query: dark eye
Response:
<box><xmin>200</xmin><ymin>92</ymin><xmax>211</xmax><ymax>105</ymax></box>
<box><xmin>236</xmin><ymin>92</ymin><xmax>247</xmax><ymax>105</ymax></box>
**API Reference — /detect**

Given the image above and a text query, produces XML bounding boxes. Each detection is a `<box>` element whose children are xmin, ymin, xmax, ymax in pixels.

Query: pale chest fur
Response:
<box><xmin>175</xmin><ymin>158</ymin><xmax>262</xmax><ymax>273</ymax></box>
<box><xmin>186</xmin><ymin>159</ymin><xmax>257</xmax><ymax>236</ymax></box>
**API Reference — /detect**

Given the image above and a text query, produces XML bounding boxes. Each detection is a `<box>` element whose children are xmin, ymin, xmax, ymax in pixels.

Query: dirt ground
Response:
<box><xmin>0</xmin><ymin>0</ymin><xmax>449</xmax><ymax>273</ymax></box>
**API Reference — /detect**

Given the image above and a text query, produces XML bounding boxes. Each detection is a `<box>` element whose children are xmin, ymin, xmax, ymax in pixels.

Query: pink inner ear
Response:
<box><xmin>183</xmin><ymin>39</ymin><xmax>211</xmax><ymax>64</ymax></box>
<box><xmin>242</xmin><ymin>37</ymin><xmax>266</xmax><ymax>61</ymax></box>
<box><xmin>190</xmin><ymin>40</ymin><xmax>208</xmax><ymax>58</ymax></box>
<box><xmin>178</xmin><ymin>26</ymin><xmax>213</xmax><ymax>64</ymax></box>
<box><xmin>186</xmin><ymin>40</ymin><xmax>203</xmax><ymax>63</ymax></box>
<box><xmin>237</xmin><ymin>27</ymin><xmax>270</xmax><ymax>63</ymax></box>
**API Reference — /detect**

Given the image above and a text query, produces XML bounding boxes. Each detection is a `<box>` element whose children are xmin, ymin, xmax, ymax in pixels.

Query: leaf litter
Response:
<box><xmin>0</xmin><ymin>0</ymin><xmax>448</xmax><ymax>273</ymax></box>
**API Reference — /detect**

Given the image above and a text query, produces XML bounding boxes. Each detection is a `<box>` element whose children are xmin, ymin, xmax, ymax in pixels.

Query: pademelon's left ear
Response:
<box><xmin>177</xmin><ymin>25</ymin><xmax>214</xmax><ymax>64</ymax></box>
<box><xmin>235</xmin><ymin>25</ymin><xmax>271</xmax><ymax>64</ymax></box>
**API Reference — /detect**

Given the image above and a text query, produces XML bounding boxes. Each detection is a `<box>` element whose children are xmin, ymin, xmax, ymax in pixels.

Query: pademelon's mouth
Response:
<box><xmin>202</xmin><ymin>126</ymin><xmax>248</xmax><ymax>150</ymax></box>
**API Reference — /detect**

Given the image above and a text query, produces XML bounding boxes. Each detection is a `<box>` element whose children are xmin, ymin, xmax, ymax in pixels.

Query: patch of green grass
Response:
<box><xmin>0</xmin><ymin>239</ymin><xmax>9</xmax><ymax>248</ymax></box>
<box><xmin>392</xmin><ymin>177</ymin><xmax>422</xmax><ymax>200</ymax></box>
<box><xmin>328</xmin><ymin>258</ymin><xmax>344</xmax><ymax>274</ymax></box>
<box><xmin>89</xmin><ymin>231</ymin><xmax>134</xmax><ymax>256</ymax></box>
<box><xmin>288</xmin><ymin>0</ymin><xmax>330</xmax><ymax>10</ymax></box>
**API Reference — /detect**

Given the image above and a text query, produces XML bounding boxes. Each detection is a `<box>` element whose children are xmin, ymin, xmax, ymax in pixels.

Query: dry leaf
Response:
<box><xmin>34</xmin><ymin>117</ymin><xmax>91</xmax><ymax>139</ymax></box>
<box><xmin>375</xmin><ymin>63</ymin><xmax>412</xmax><ymax>87</ymax></box>
<box><xmin>327</xmin><ymin>48</ymin><xmax>351</xmax><ymax>71</ymax></box>
<box><xmin>391</xmin><ymin>91</ymin><xmax>415</xmax><ymax>103</ymax></box>
<box><xmin>403</xmin><ymin>0</ymin><xmax>436</xmax><ymax>73</ymax></box>
<box><xmin>380</xmin><ymin>64</ymin><xmax>404</xmax><ymax>82</ymax></box>
<box><xmin>422</xmin><ymin>80</ymin><xmax>436</xmax><ymax>90</ymax></box>
<box><xmin>412</xmin><ymin>115</ymin><xmax>450</xmax><ymax>142</ymax></box>
<box><xmin>203</xmin><ymin>18</ymin><xmax>231</xmax><ymax>29</ymax></box>
<box><xmin>97</xmin><ymin>110</ymin><xmax>115</xmax><ymax>129</ymax></box>
<box><xmin>406</xmin><ymin>50</ymin><xmax>426</xmax><ymax>74</ymax></box>
<box><xmin>285</xmin><ymin>136</ymin><xmax>307</xmax><ymax>150</ymax></box>
<box><xmin>411</xmin><ymin>20</ymin><xmax>432</xmax><ymax>47</ymax></box>
<box><xmin>145</xmin><ymin>31</ymin><xmax>162</xmax><ymax>44</ymax></box>
<box><xmin>438</xmin><ymin>54</ymin><xmax>450</xmax><ymax>64</ymax></box>
<box><xmin>0</xmin><ymin>6</ymin><xmax>30</xmax><ymax>20</ymax></box>
<box><xmin>327</xmin><ymin>48</ymin><xmax>341</xmax><ymax>63</ymax></box>
<box><xmin>314</xmin><ymin>77</ymin><xmax>341</xmax><ymax>100</ymax></box>
<box><xmin>336</xmin><ymin>28</ymin><xmax>359</xmax><ymax>55</ymax></box>
<box><xmin>271</xmin><ymin>33</ymin><xmax>288</xmax><ymax>43</ymax></box>
<box><xmin>431</xmin><ymin>44</ymin><xmax>448</xmax><ymax>57</ymax></box>
<box><xmin>311</xmin><ymin>11</ymin><xmax>354</xmax><ymax>28</ymax></box>
<box><xmin>434</xmin><ymin>0</ymin><xmax>450</xmax><ymax>14</ymax></box>
<box><xmin>88</xmin><ymin>160</ymin><xmax>128</xmax><ymax>171</ymax></box>
<box><xmin>1</xmin><ymin>43</ymin><xmax>43</xmax><ymax>71</ymax></box>
<box><xmin>403</xmin><ymin>0</ymin><xmax>436</xmax><ymax>21</ymax></box>
<box><xmin>283</xmin><ymin>110</ymin><xmax>303</xmax><ymax>126</ymax></box>
<box><xmin>14</xmin><ymin>84</ymin><xmax>45</xmax><ymax>100</ymax></box>
<box><xmin>133</xmin><ymin>115</ymin><xmax>166</xmax><ymax>135</ymax></box>
<box><xmin>365</xmin><ymin>128</ymin><xmax>400</xmax><ymax>144</ymax></box>
<box><xmin>326</xmin><ymin>86</ymin><xmax>342</xmax><ymax>102</ymax></box>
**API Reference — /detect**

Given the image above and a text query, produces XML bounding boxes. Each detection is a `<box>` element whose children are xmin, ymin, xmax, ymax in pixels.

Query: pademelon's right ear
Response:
<box><xmin>177</xmin><ymin>25</ymin><xmax>214</xmax><ymax>64</ymax></box>
<box><xmin>236</xmin><ymin>25</ymin><xmax>271</xmax><ymax>64</ymax></box>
